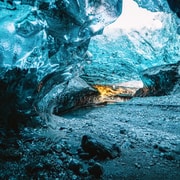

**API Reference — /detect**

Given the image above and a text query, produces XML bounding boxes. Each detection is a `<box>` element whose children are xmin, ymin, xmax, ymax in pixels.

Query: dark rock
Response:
<box><xmin>120</xmin><ymin>127</ymin><xmax>127</xmax><ymax>134</ymax></box>
<box><xmin>177</xmin><ymin>26</ymin><xmax>180</xmax><ymax>35</ymax></box>
<box><xmin>0</xmin><ymin>68</ymin><xmax>39</xmax><ymax>132</ymax></box>
<box><xmin>153</xmin><ymin>143</ymin><xmax>170</xmax><ymax>153</ymax></box>
<box><xmin>153</xmin><ymin>144</ymin><xmax>159</xmax><ymax>149</ymax></box>
<box><xmin>52</xmin><ymin>77</ymin><xmax>99</xmax><ymax>115</ymax></box>
<box><xmin>88</xmin><ymin>162</ymin><xmax>103</xmax><ymax>178</ymax></box>
<box><xmin>0</xmin><ymin>148</ymin><xmax>22</xmax><ymax>161</ymax></box>
<box><xmin>111</xmin><ymin>144</ymin><xmax>121</xmax><ymax>158</ymax></box>
<box><xmin>174</xmin><ymin>143</ymin><xmax>180</xmax><ymax>155</ymax></box>
<box><xmin>79</xmin><ymin>152</ymin><xmax>92</xmax><ymax>160</ymax></box>
<box><xmin>81</xmin><ymin>135</ymin><xmax>121</xmax><ymax>160</ymax></box>
<box><xmin>163</xmin><ymin>152</ymin><xmax>175</xmax><ymax>160</ymax></box>
<box><xmin>69</xmin><ymin>158</ymin><xmax>82</xmax><ymax>175</ymax></box>
<box><xmin>59</xmin><ymin>126</ymin><xmax>66</xmax><ymax>130</ymax></box>
<box><xmin>25</xmin><ymin>162</ymin><xmax>44</xmax><ymax>174</ymax></box>
<box><xmin>158</xmin><ymin>145</ymin><xmax>169</xmax><ymax>153</ymax></box>
<box><xmin>167</xmin><ymin>0</ymin><xmax>180</xmax><ymax>18</ymax></box>
<box><xmin>135</xmin><ymin>61</ymin><xmax>180</xmax><ymax>97</ymax></box>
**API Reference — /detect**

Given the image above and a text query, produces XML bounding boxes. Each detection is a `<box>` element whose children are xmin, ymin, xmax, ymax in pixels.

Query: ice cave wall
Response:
<box><xmin>82</xmin><ymin>0</ymin><xmax>180</xmax><ymax>86</ymax></box>
<box><xmin>0</xmin><ymin>0</ymin><xmax>123</xmax><ymax>129</ymax></box>
<box><xmin>0</xmin><ymin>0</ymin><xmax>179</xmax><ymax>130</ymax></box>
<box><xmin>0</xmin><ymin>0</ymin><xmax>123</xmax><ymax>79</ymax></box>
<box><xmin>134</xmin><ymin>0</ymin><xmax>180</xmax><ymax>17</ymax></box>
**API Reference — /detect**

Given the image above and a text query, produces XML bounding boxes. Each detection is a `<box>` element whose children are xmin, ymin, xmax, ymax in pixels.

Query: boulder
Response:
<box><xmin>88</xmin><ymin>162</ymin><xmax>103</xmax><ymax>178</ymax></box>
<box><xmin>81</xmin><ymin>135</ymin><xmax>121</xmax><ymax>160</ymax></box>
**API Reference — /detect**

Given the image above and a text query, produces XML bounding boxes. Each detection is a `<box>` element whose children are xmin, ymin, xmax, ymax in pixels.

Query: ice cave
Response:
<box><xmin>0</xmin><ymin>0</ymin><xmax>180</xmax><ymax>179</ymax></box>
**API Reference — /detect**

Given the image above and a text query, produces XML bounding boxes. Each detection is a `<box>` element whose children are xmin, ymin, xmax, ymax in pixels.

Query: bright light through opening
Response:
<box><xmin>105</xmin><ymin>0</ymin><xmax>163</xmax><ymax>32</ymax></box>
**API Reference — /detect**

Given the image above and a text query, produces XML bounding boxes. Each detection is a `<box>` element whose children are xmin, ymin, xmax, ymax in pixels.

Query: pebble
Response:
<box><xmin>72</xmin><ymin>175</ymin><xmax>78</xmax><ymax>180</ymax></box>
<box><xmin>147</xmin><ymin>120</ymin><xmax>153</xmax><ymax>125</ymax></box>
<box><xmin>163</xmin><ymin>152</ymin><xmax>175</xmax><ymax>161</ymax></box>
<box><xmin>174</xmin><ymin>143</ymin><xmax>180</xmax><ymax>155</ymax></box>
<box><xmin>134</xmin><ymin>163</ymin><xmax>141</xmax><ymax>169</ymax></box>
<box><xmin>160</xmin><ymin>152</ymin><xmax>164</xmax><ymax>157</ymax></box>
<box><xmin>120</xmin><ymin>127</ymin><xmax>127</xmax><ymax>134</ymax></box>
<box><xmin>52</xmin><ymin>144</ymin><xmax>62</xmax><ymax>153</ymax></box>
<box><xmin>121</xmin><ymin>140</ymin><xmax>133</xmax><ymax>149</ymax></box>
<box><xmin>121</xmin><ymin>162</ymin><xmax>126</xmax><ymax>165</ymax></box>
<box><xmin>158</xmin><ymin>145</ymin><xmax>169</xmax><ymax>153</ymax></box>
<box><xmin>59</xmin><ymin>126</ymin><xmax>66</xmax><ymax>130</ymax></box>
<box><xmin>69</xmin><ymin>159</ymin><xmax>82</xmax><ymax>174</ymax></box>
<box><xmin>59</xmin><ymin>152</ymin><xmax>67</xmax><ymax>160</ymax></box>
<box><xmin>88</xmin><ymin>162</ymin><xmax>103</xmax><ymax>178</ymax></box>
<box><xmin>149</xmin><ymin>161</ymin><xmax>155</xmax><ymax>166</ymax></box>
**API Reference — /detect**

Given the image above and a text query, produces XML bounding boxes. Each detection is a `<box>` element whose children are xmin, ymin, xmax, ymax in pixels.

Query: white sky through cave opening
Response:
<box><xmin>105</xmin><ymin>0</ymin><xmax>163</xmax><ymax>32</ymax></box>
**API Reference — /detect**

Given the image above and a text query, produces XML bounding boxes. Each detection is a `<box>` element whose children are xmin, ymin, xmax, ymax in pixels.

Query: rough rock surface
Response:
<box><xmin>0</xmin><ymin>94</ymin><xmax>179</xmax><ymax>179</ymax></box>
<box><xmin>135</xmin><ymin>61</ymin><xmax>180</xmax><ymax>97</ymax></box>
<box><xmin>81</xmin><ymin>135</ymin><xmax>120</xmax><ymax>160</ymax></box>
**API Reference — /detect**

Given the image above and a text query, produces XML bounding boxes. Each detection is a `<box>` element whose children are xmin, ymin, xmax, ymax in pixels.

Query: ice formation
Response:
<box><xmin>0</xmin><ymin>0</ymin><xmax>122</xmax><ymax>126</ymax></box>
<box><xmin>0</xmin><ymin>0</ymin><xmax>179</xmax><ymax>127</ymax></box>
<box><xmin>83</xmin><ymin>0</ymin><xmax>180</xmax><ymax>85</ymax></box>
<box><xmin>0</xmin><ymin>0</ymin><xmax>122</xmax><ymax>80</ymax></box>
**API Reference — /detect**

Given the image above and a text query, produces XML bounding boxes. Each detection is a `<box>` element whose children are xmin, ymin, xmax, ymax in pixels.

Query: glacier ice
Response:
<box><xmin>0</xmin><ymin>0</ymin><xmax>122</xmax><ymax>80</ymax></box>
<box><xmin>0</xmin><ymin>0</ymin><xmax>122</xmax><ymax>127</ymax></box>
<box><xmin>82</xmin><ymin>0</ymin><xmax>180</xmax><ymax>85</ymax></box>
<box><xmin>134</xmin><ymin>0</ymin><xmax>180</xmax><ymax>17</ymax></box>
<box><xmin>0</xmin><ymin>0</ymin><xmax>179</xmax><ymax>130</ymax></box>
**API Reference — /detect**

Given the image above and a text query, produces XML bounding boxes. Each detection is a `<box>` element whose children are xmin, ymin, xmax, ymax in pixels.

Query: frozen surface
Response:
<box><xmin>0</xmin><ymin>0</ymin><xmax>179</xmax><ymax>119</ymax></box>
<box><xmin>0</xmin><ymin>0</ymin><xmax>122</xmax><ymax>81</ymax></box>
<box><xmin>83</xmin><ymin>0</ymin><xmax>180</xmax><ymax>85</ymax></box>
<box><xmin>0</xmin><ymin>0</ymin><xmax>122</xmax><ymax>120</ymax></box>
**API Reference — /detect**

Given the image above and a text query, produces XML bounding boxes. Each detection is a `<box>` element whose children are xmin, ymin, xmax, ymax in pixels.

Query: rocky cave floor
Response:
<box><xmin>0</xmin><ymin>94</ymin><xmax>180</xmax><ymax>179</ymax></box>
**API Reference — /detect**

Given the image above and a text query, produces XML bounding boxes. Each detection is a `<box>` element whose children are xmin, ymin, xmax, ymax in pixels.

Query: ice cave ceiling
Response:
<box><xmin>0</xmin><ymin>0</ymin><xmax>180</xmax><ymax>124</ymax></box>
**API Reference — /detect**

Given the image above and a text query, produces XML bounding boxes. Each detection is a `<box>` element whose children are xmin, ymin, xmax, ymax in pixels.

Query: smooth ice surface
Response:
<box><xmin>0</xmin><ymin>0</ymin><xmax>122</xmax><ymax>81</ymax></box>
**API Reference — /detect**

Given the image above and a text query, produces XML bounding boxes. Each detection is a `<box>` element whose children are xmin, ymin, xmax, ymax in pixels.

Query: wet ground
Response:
<box><xmin>0</xmin><ymin>94</ymin><xmax>180</xmax><ymax>179</ymax></box>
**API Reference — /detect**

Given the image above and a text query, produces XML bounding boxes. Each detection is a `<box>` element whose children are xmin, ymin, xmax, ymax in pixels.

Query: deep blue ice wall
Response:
<box><xmin>0</xmin><ymin>0</ymin><xmax>122</xmax><ymax>130</ymax></box>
